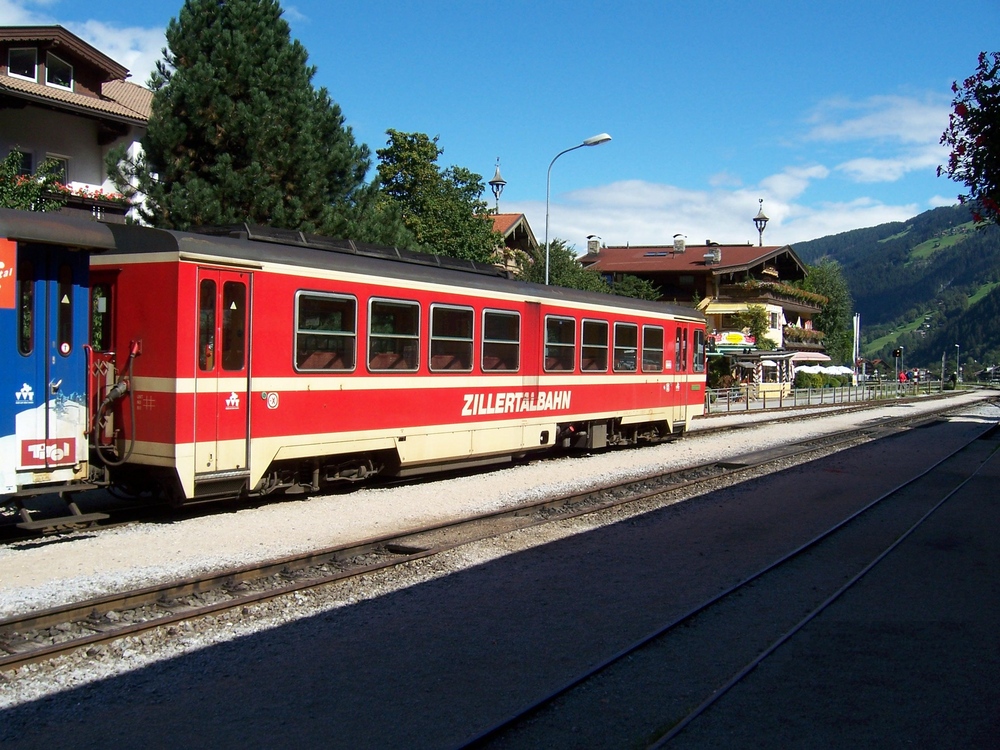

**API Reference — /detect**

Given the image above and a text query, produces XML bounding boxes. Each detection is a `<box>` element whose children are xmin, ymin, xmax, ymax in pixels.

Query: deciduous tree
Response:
<box><xmin>516</xmin><ymin>237</ymin><xmax>609</xmax><ymax>292</ymax></box>
<box><xmin>939</xmin><ymin>51</ymin><xmax>1000</xmax><ymax>224</ymax></box>
<box><xmin>802</xmin><ymin>258</ymin><xmax>853</xmax><ymax>362</ymax></box>
<box><xmin>0</xmin><ymin>151</ymin><xmax>65</xmax><ymax>212</ymax></box>
<box><xmin>375</xmin><ymin>130</ymin><xmax>501</xmax><ymax>262</ymax></box>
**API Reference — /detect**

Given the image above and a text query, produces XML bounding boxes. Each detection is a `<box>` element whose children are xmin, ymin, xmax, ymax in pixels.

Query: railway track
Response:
<box><xmin>0</xmin><ymin>392</ymin><xmax>966</xmax><ymax>540</ymax></box>
<box><xmin>0</xmin><ymin>403</ymin><xmax>972</xmax><ymax>676</ymax></box>
<box><xmin>455</xmin><ymin>416</ymin><xmax>1000</xmax><ymax>748</ymax></box>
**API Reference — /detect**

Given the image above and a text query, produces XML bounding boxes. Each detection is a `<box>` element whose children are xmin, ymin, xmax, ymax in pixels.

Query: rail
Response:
<box><xmin>705</xmin><ymin>379</ymin><xmax>950</xmax><ymax>413</ymax></box>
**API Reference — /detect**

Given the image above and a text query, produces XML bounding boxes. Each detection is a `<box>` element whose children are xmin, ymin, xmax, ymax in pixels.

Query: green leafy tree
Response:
<box><xmin>517</xmin><ymin>238</ymin><xmax>664</xmax><ymax>300</ymax></box>
<box><xmin>0</xmin><ymin>151</ymin><xmax>66</xmax><ymax>212</ymax></box>
<box><xmin>734</xmin><ymin>305</ymin><xmax>776</xmax><ymax>351</ymax></box>
<box><xmin>375</xmin><ymin>130</ymin><xmax>501</xmax><ymax>262</ymax></box>
<box><xmin>939</xmin><ymin>51</ymin><xmax>1000</xmax><ymax>224</ymax></box>
<box><xmin>517</xmin><ymin>238</ymin><xmax>609</xmax><ymax>292</ymax></box>
<box><xmin>609</xmin><ymin>274</ymin><xmax>662</xmax><ymax>301</ymax></box>
<box><xmin>801</xmin><ymin>259</ymin><xmax>853</xmax><ymax>362</ymax></box>
<box><xmin>110</xmin><ymin>0</ymin><xmax>376</xmax><ymax>237</ymax></box>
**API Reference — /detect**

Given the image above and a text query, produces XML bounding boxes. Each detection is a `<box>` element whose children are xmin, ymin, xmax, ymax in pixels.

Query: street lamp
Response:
<box><xmin>753</xmin><ymin>198</ymin><xmax>769</xmax><ymax>247</ymax></box>
<box><xmin>544</xmin><ymin>133</ymin><xmax>612</xmax><ymax>285</ymax></box>
<box><xmin>488</xmin><ymin>158</ymin><xmax>505</xmax><ymax>211</ymax></box>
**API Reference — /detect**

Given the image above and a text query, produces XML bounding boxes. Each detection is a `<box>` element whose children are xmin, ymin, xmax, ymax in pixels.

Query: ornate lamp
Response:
<box><xmin>488</xmin><ymin>159</ymin><xmax>506</xmax><ymax>211</ymax></box>
<box><xmin>753</xmin><ymin>198</ymin><xmax>769</xmax><ymax>247</ymax></box>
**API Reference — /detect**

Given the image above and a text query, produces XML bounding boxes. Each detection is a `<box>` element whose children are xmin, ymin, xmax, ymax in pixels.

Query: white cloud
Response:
<box><xmin>804</xmin><ymin>94</ymin><xmax>950</xmax><ymax>145</ymax></box>
<box><xmin>68</xmin><ymin>20</ymin><xmax>165</xmax><ymax>86</ymax></box>
<box><xmin>511</xmin><ymin>162</ymin><xmax>926</xmax><ymax>251</ymax></box>
<box><xmin>0</xmin><ymin>1</ymin><xmax>165</xmax><ymax>85</ymax></box>
<box><xmin>835</xmin><ymin>143</ymin><xmax>947</xmax><ymax>184</ymax></box>
<box><xmin>0</xmin><ymin>0</ymin><xmax>51</xmax><ymax>24</ymax></box>
<box><xmin>511</xmin><ymin>94</ymin><xmax>958</xmax><ymax>250</ymax></box>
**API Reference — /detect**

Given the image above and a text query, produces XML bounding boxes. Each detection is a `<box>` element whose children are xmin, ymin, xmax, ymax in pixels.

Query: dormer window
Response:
<box><xmin>8</xmin><ymin>47</ymin><xmax>37</xmax><ymax>81</ymax></box>
<box><xmin>45</xmin><ymin>52</ymin><xmax>73</xmax><ymax>91</ymax></box>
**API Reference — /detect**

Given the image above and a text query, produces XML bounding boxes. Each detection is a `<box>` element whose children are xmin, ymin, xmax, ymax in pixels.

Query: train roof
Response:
<box><xmin>0</xmin><ymin>207</ymin><xmax>117</xmax><ymax>250</ymax></box>
<box><xmin>1</xmin><ymin>208</ymin><xmax>703</xmax><ymax>321</ymax></box>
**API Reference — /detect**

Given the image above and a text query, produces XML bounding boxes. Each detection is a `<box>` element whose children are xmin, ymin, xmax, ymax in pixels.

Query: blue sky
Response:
<box><xmin>6</xmin><ymin>0</ymin><xmax>1000</xmax><ymax>248</ymax></box>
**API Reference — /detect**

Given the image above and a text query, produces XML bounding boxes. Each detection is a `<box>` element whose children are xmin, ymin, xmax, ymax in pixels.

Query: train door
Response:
<box><xmin>194</xmin><ymin>267</ymin><xmax>251</xmax><ymax>476</ymax></box>
<box><xmin>2</xmin><ymin>239</ymin><xmax>89</xmax><ymax>493</ymax></box>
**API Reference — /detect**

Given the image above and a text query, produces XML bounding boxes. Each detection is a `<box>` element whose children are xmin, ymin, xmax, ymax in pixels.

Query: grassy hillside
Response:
<box><xmin>794</xmin><ymin>205</ymin><xmax>1000</xmax><ymax>368</ymax></box>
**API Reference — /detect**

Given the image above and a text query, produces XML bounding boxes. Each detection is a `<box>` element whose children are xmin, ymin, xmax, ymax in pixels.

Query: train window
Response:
<box><xmin>613</xmin><ymin>322</ymin><xmax>638</xmax><ymax>372</ymax></box>
<box><xmin>17</xmin><ymin>258</ymin><xmax>34</xmax><ymax>356</ymax></box>
<box><xmin>675</xmin><ymin>328</ymin><xmax>685</xmax><ymax>372</ymax></box>
<box><xmin>295</xmin><ymin>292</ymin><xmax>357</xmax><ymax>371</ymax></box>
<box><xmin>430</xmin><ymin>304</ymin><xmax>473</xmax><ymax>372</ymax></box>
<box><xmin>544</xmin><ymin>316</ymin><xmax>575</xmax><ymax>372</ymax></box>
<box><xmin>369</xmin><ymin>298</ymin><xmax>419</xmax><ymax>371</ymax></box>
<box><xmin>221</xmin><ymin>281</ymin><xmax>246</xmax><ymax>371</ymax></box>
<box><xmin>482</xmin><ymin>310</ymin><xmax>519</xmax><ymax>371</ymax></box>
<box><xmin>198</xmin><ymin>279</ymin><xmax>216</xmax><ymax>371</ymax></box>
<box><xmin>693</xmin><ymin>329</ymin><xmax>706</xmax><ymax>372</ymax></box>
<box><xmin>581</xmin><ymin>320</ymin><xmax>608</xmax><ymax>371</ymax></box>
<box><xmin>91</xmin><ymin>283</ymin><xmax>113</xmax><ymax>352</ymax></box>
<box><xmin>57</xmin><ymin>263</ymin><xmax>73</xmax><ymax>356</ymax></box>
<box><xmin>642</xmin><ymin>325</ymin><xmax>664</xmax><ymax>372</ymax></box>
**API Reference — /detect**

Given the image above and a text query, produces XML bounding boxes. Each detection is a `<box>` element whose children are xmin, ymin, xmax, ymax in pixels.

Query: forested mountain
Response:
<box><xmin>793</xmin><ymin>205</ymin><xmax>1000</xmax><ymax>369</ymax></box>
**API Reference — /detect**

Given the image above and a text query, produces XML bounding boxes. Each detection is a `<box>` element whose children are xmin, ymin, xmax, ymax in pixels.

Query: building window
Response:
<box><xmin>7</xmin><ymin>150</ymin><xmax>33</xmax><ymax>176</ymax></box>
<box><xmin>45</xmin><ymin>155</ymin><xmax>69</xmax><ymax>183</ymax></box>
<box><xmin>613</xmin><ymin>322</ymin><xmax>638</xmax><ymax>372</ymax></box>
<box><xmin>581</xmin><ymin>319</ymin><xmax>609</xmax><ymax>371</ymax></box>
<box><xmin>295</xmin><ymin>292</ymin><xmax>356</xmax><ymax>371</ymax></box>
<box><xmin>642</xmin><ymin>325</ymin><xmax>664</xmax><ymax>372</ymax></box>
<box><xmin>8</xmin><ymin>48</ymin><xmax>36</xmax><ymax>81</ymax></box>
<box><xmin>769</xmin><ymin>312</ymin><xmax>780</xmax><ymax>329</ymax></box>
<box><xmin>482</xmin><ymin>310</ymin><xmax>519</xmax><ymax>371</ymax></box>
<box><xmin>369</xmin><ymin>298</ymin><xmax>419</xmax><ymax>371</ymax></box>
<box><xmin>544</xmin><ymin>315</ymin><xmax>575</xmax><ymax>372</ymax></box>
<box><xmin>430</xmin><ymin>304</ymin><xmax>473</xmax><ymax>371</ymax></box>
<box><xmin>45</xmin><ymin>53</ymin><xmax>73</xmax><ymax>90</ymax></box>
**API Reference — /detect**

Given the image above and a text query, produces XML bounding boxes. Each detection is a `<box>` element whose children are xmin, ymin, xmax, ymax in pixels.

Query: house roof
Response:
<box><xmin>0</xmin><ymin>72</ymin><xmax>151</xmax><ymax>124</ymax></box>
<box><xmin>581</xmin><ymin>243</ymin><xmax>806</xmax><ymax>277</ymax></box>
<box><xmin>0</xmin><ymin>25</ymin><xmax>151</xmax><ymax>125</ymax></box>
<box><xmin>1</xmin><ymin>26</ymin><xmax>128</xmax><ymax>80</ymax></box>
<box><xmin>492</xmin><ymin>213</ymin><xmax>527</xmax><ymax>236</ymax></box>
<box><xmin>491</xmin><ymin>213</ymin><xmax>538</xmax><ymax>249</ymax></box>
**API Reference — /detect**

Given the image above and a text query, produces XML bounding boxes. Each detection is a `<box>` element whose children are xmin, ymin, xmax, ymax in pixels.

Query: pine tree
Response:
<box><xmin>118</xmin><ymin>0</ymin><xmax>371</xmax><ymax>234</ymax></box>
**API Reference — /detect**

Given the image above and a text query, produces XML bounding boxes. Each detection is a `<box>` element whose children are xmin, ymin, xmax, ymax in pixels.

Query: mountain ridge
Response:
<box><xmin>792</xmin><ymin>204</ymin><xmax>1000</xmax><ymax>369</ymax></box>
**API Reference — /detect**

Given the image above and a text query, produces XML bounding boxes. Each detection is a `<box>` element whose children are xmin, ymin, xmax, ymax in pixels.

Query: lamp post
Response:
<box><xmin>488</xmin><ymin>158</ymin><xmax>505</xmax><ymax>212</ymax></box>
<box><xmin>955</xmin><ymin>343</ymin><xmax>961</xmax><ymax>382</ymax></box>
<box><xmin>753</xmin><ymin>198</ymin><xmax>769</xmax><ymax>247</ymax></box>
<box><xmin>544</xmin><ymin>133</ymin><xmax>612</xmax><ymax>285</ymax></box>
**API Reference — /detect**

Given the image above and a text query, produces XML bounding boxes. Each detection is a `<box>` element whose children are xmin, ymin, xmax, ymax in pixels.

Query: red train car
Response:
<box><xmin>89</xmin><ymin>224</ymin><xmax>707</xmax><ymax>504</ymax></box>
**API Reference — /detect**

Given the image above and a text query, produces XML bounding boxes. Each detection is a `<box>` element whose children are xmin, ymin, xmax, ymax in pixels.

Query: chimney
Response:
<box><xmin>704</xmin><ymin>241</ymin><xmax>721</xmax><ymax>265</ymax></box>
<box><xmin>586</xmin><ymin>235</ymin><xmax>601</xmax><ymax>255</ymax></box>
<box><xmin>673</xmin><ymin>233</ymin><xmax>686</xmax><ymax>254</ymax></box>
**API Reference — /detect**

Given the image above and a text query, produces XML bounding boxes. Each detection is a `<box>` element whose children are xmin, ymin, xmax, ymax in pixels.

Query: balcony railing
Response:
<box><xmin>718</xmin><ymin>281</ymin><xmax>826</xmax><ymax>311</ymax></box>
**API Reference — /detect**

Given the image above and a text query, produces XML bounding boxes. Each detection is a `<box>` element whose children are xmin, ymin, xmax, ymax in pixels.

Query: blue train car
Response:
<box><xmin>0</xmin><ymin>209</ymin><xmax>114</xmax><ymax>522</ymax></box>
